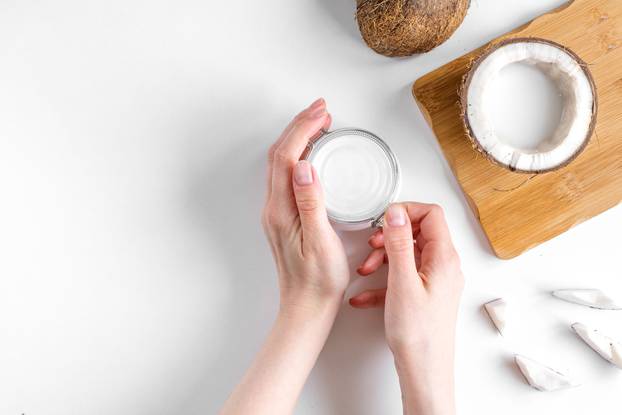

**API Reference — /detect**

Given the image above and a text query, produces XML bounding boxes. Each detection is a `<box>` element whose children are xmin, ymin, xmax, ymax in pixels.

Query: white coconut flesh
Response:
<box><xmin>514</xmin><ymin>355</ymin><xmax>579</xmax><ymax>392</ymax></box>
<box><xmin>483</xmin><ymin>298</ymin><xmax>508</xmax><ymax>336</ymax></box>
<box><xmin>572</xmin><ymin>323</ymin><xmax>622</xmax><ymax>369</ymax></box>
<box><xmin>552</xmin><ymin>288</ymin><xmax>622</xmax><ymax>310</ymax></box>
<box><xmin>465</xmin><ymin>39</ymin><xmax>596</xmax><ymax>172</ymax></box>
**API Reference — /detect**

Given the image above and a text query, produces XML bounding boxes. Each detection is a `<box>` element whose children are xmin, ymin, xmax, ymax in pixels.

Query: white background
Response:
<box><xmin>1</xmin><ymin>0</ymin><xmax>621</xmax><ymax>414</ymax></box>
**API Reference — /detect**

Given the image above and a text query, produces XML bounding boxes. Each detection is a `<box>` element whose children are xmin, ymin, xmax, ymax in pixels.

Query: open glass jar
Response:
<box><xmin>304</xmin><ymin>128</ymin><xmax>401</xmax><ymax>231</ymax></box>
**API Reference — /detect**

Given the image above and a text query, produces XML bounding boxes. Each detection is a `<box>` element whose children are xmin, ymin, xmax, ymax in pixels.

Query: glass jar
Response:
<box><xmin>304</xmin><ymin>128</ymin><xmax>401</xmax><ymax>231</ymax></box>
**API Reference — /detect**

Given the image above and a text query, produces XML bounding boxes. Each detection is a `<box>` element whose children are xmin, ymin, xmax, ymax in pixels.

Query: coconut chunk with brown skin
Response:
<box><xmin>514</xmin><ymin>355</ymin><xmax>579</xmax><ymax>392</ymax></box>
<box><xmin>483</xmin><ymin>298</ymin><xmax>507</xmax><ymax>336</ymax></box>
<box><xmin>572</xmin><ymin>323</ymin><xmax>622</xmax><ymax>369</ymax></box>
<box><xmin>461</xmin><ymin>38</ymin><xmax>597</xmax><ymax>173</ymax></box>
<box><xmin>552</xmin><ymin>289</ymin><xmax>622</xmax><ymax>310</ymax></box>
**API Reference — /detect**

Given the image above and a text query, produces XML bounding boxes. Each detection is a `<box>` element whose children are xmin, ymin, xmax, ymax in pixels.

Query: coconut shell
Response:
<box><xmin>356</xmin><ymin>0</ymin><xmax>469</xmax><ymax>57</ymax></box>
<box><xmin>459</xmin><ymin>37</ymin><xmax>598</xmax><ymax>174</ymax></box>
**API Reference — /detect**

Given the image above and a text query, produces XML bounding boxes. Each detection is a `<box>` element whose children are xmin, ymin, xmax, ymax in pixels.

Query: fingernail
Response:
<box><xmin>310</xmin><ymin>106</ymin><xmax>326</xmax><ymax>118</ymax></box>
<box><xmin>386</xmin><ymin>205</ymin><xmax>406</xmax><ymax>227</ymax></box>
<box><xmin>310</xmin><ymin>98</ymin><xmax>324</xmax><ymax>109</ymax></box>
<box><xmin>294</xmin><ymin>160</ymin><xmax>313</xmax><ymax>186</ymax></box>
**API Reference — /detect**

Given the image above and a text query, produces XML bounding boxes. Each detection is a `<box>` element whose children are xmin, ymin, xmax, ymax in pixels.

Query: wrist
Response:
<box><xmin>278</xmin><ymin>292</ymin><xmax>342</xmax><ymax>324</ymax></box>
<box><xmin>279</xmin><ymin>282</ymin><xmax>344</xmax><ymax>318</ymax></box>
<box><xmin>390</xmin><ymin>325</ymin><xmax>456</xmax><ymax>365</ymax></box>
<box><xmin>393</xmin><ymin>340</ymin><xmax>455</xmax><ymax>387</ymax></box>
<box><xmin>272</xmin><ymin>294</ymin><xmax>341</xmax><ymax>362</ymax></box>
<box><xmin>393</xmin><ymin>342</ymin><xmax>456</xmax><ymax>415</ymax></box>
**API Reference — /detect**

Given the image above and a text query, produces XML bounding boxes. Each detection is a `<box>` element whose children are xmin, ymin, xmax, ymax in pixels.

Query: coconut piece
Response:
<box><xmin>483</xmin><ymin>298</ymin><xmax>507</xmax><ymax>336</ymax></box>
<box><xmin>613</xmin><ymin>345</ymin><xmax>622</xmax><ymax>367</ymax></box>
<box><xmin>460</xmin><ymin>38</ymin><xmax>597</xmax><ymax>173</ymax></box>
<box><xmin>356</xmin><ymin>0</ymin><xmax>469</xmax><ymax>57</ymax></box>
<box><xmin>514</xmin><ymin>355</ymin><xmax>579</xmax><ymax>392</ymax></box>
<box><xmin>571</xmin><ymin>323</ymin><xmax>622</xmax><ymax>369</ymax></box>
<box><xmin>551</xmin><ymin>289</ymin><xmax>622</xmax><ymax>310</ymax></box>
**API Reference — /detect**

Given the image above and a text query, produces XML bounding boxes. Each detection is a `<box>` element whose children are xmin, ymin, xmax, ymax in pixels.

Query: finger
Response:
<box><xmin>307</xmin><ymin>108</ymin><xmax>332</xmax><ymax>143</ymax></box>
<box><xmin>303</xmin><ymin>112</ymin><xmax>333</xmax><ymax>152</ymax></box>
<box><xmin>349</xmin><ymin>288</ymin><xmax>387</xmax><ymax>308</ymax></box>
<box><xmin>321</xmin><ymin>112</ymin><xmax>332</xmax><ymax>132</ymax></box>
<box><xmin>271</xmin><ymin>103</ymin><xmax>329</xmax><ymax>213</ymax></box>
<box><xmin>356</xmin><ymin>248</ymin><xmax>386</xmax><ymax>276</ymax></box>
<box><xmin>383</xmin><ymin>204</ymin><xmax>422</xmax><ymax>292</ymax></box>
<box><xmin>401</xmin><ymin>203</ymin><xmax>460</xmax><ymax>285</ymax></box>
<box><xmin>368</xmin><ymin>229</ymin><xmax>383</xmax><ymax>248</ymax></box>
<box><xmin>292</xmin><ymin>160</ymin><xmax>331</xmax><ymax>238</ymax></box>
<box><xmin>366</xmin><ymin>239</ymin><xmax>419</xmax><ymax>269</ymax></box>
<box><xmin>368</xmin><ymin>223</ymin><xmax>421</xmax><ymax>249</ymax></box>
<box><xmin>383</xmin><ymin>204</ymin><xmax>417</xmax><ymax>274</ymax></box>
<box><xmin>414</xmin><ymin>242</ymin><xmax>422</xmax><ymax>269</ymax></box>
<box><xmin>266</xmin><ymin>98</ymin><xmax>325</xmax><ymax>201</ymax></box>
<box><xmin>418</xmin><ymin>240</ymin><xmax>461</xmax><ymax>285</ymax></box>
<box><xmin>403</xmin><ymin>202</ymin><xmax>451</xmax><ymax>249</ymax></box>
<box><xmin>369</xmin><ymin>232</ymin><xmax>384</xmax><ymax>249</ymax></box>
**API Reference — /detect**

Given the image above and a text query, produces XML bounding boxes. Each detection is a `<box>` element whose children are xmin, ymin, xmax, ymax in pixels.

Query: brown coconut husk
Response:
<box><xmin>356</xmin><ymin>0</ymin><xmax>470</xmax><ymax>57</ymax></box>
<box><xmin>459</xmin><ymin>37</ymin><xmax>598</xmax><ymax>174</ymax></box>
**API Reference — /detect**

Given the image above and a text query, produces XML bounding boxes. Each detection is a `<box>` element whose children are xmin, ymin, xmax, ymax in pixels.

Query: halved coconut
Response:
<box><xmin>460</xmin><ymin>38</ymin><xmax>597</xmax><ymax>173</ymax></box>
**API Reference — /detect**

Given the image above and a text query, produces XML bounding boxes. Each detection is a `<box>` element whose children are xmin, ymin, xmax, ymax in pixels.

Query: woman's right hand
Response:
<box><xmin>350</xmin><ymin>202</ymin><xmax>464</xmax><ymax>415</ymax></box>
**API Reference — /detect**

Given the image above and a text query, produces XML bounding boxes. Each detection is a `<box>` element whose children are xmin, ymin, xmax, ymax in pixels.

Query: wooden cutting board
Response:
<box><xmin>413</xmin><ymin>0</ymin><xmax>622</xmax><ymax>259</ymax></box>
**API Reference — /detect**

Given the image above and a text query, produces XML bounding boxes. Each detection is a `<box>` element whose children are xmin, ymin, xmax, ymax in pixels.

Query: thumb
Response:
<box><xmin>292</xmin><ymin>160</ymin><xmax>331</xmax><ymax>235</ymax></box>
<box><xmin>383</xmin><ymin>204</ymin><xmax>419</xmax><ymax>288</ymax></box>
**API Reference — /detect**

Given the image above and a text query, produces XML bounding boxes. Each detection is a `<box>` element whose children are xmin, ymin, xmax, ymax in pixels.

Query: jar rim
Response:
<box><xmin>304</xmin><ymin>127</ymin><xmax>401</xmax><ymax>228</ymax></box>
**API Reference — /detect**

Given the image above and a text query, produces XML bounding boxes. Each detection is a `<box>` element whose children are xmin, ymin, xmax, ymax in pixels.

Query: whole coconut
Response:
<box><xmin>356</xmin><ymin>0</ymin><xmax>469</xmax><ymax>57</ymax></box>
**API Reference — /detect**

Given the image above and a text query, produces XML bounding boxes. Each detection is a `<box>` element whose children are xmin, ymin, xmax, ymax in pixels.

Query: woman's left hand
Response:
<box><xmin>262</xmin><ymin>98</ymin><xmax>349</xmax><ymax>315</ymax></box>
<box><xmin>221</xmin><ymin>99</ymin><xmax>350</xmax><ymax>415</ymax></box>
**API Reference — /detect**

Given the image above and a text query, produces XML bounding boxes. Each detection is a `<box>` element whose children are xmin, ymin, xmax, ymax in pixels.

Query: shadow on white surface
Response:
<box><xmin>199</xmin><ymin>144</ymin><xmax>273</xmax><ymax>400</ymax></box>
<box><xmin>174</xmin><ymin>100</ymin><xmax>281</xmax><ymax>412</ymax></box>
<box><xmin>316</xmin><ymin>0</ymin><xmax>360</xmax><ymax>42</ymax></box>
<box><xmin>310</xmin><ymin>229</ymin><xmax>398</xmax><ymax>414</ymax></box>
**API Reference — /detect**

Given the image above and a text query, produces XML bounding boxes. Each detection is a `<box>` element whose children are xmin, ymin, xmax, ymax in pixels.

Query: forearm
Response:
<box><xmin>393</xmin><ymin>341</ymin><xmax>456</xmax><ymax>415</ymax></box>
<box><xmin>220</xmin><ymin>298</ymin><xmax>340</xmax><ymax>415</ymax></box>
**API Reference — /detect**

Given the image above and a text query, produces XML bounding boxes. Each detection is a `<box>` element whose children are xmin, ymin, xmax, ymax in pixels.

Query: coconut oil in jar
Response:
<box><xmin>305</xmin><ymin>128</ymin><xmax>400</xmax><ymax>231</ymax></box>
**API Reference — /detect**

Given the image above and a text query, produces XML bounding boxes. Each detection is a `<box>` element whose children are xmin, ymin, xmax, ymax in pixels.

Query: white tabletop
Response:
<box><xmin>1</xmin><ymin>0</ymin><xmax>621</xmax><ymax>413</ymax></box>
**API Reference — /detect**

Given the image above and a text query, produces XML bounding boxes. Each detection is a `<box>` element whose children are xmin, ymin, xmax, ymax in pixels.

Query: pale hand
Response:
<box><xmin>262</xmin><ymin>98</ymin><xmax>349</xmax><ymax>313</ymax></box>
<box><xmin>351</xmin><ymin>203</ymin><xmax>464</xmax><ymax>415</ymax></box>
<box><xmin>220</xmin><ymin>99</ymin><xmax>349</xmax><ymax>415</ymax></box>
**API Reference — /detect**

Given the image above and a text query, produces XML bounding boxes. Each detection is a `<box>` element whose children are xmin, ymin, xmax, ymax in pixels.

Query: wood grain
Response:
<box><xmin>412</xmin><ymin>0</ymin><xmax>622</xmax><ymax>259</ymax></box>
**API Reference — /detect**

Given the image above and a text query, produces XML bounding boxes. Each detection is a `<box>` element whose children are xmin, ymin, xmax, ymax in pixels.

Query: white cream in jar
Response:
<box><xmin>305</xmin><ymin>128</ymin><xmax>400</xmax><ymax>231</ymax></box>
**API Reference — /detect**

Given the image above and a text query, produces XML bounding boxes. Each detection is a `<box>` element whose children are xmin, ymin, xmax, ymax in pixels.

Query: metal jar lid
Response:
<box><xmin>304</xmin><ymin>128</ymin><xmax>401</xmax><ymax>231</ymax></box>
